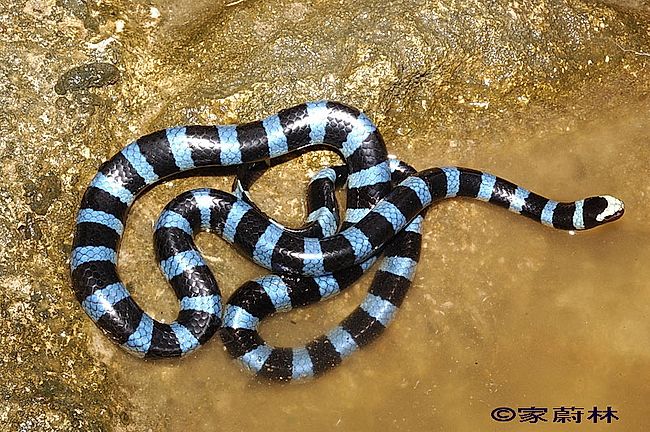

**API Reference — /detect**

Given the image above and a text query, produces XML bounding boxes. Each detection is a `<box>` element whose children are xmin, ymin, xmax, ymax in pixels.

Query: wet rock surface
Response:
<box><xmin>1</xmin><ymin>0</ymin><xmax>649</xmax><ymax>430</ymax></box>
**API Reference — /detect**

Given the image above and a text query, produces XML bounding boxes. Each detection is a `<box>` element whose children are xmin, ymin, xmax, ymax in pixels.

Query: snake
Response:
<box><xmin>70</xmin><ymin>101</ymin><xmax>624</xmax><ymax>381</ymax></box>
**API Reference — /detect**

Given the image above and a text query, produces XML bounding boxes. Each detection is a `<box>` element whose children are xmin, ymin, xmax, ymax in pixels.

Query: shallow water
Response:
<box><xmin>97</xmin><ymin>89</ymin><xmax>650</xmax><ymax>431</ymax></box>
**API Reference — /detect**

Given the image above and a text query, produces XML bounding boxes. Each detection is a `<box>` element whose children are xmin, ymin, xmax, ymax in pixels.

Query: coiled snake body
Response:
<box><xmin>71</xmin><ymin>101</ymin><xmax>624</xmax><ymax>381</ymax></box>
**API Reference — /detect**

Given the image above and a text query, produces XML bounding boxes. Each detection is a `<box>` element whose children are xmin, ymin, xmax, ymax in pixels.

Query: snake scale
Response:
<box><xmin>71</xmin><ymin>101</ymin><xmax>624</xmax><ymax>381</ymax></box>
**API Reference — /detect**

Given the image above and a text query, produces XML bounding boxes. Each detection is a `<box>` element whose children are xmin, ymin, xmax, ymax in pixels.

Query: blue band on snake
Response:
<box><xmin>70</xmin><ymin>101</ymin><xmax>624</xmax><ymax>380</ymax></box>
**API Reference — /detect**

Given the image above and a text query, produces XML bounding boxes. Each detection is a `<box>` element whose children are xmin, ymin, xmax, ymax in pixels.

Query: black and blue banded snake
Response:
<box><xmin>70</xmin><ymin>101</ymin><xmax>624</xmax><ymax>380</ymax></box>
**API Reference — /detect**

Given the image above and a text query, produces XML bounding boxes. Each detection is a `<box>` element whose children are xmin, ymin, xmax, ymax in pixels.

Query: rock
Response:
<box><xmin>54</xmin><ymin>62</ymin><xmax>119</xmax><ymax>95</ymax></box>
<box><xmin>24</xmin><ymin>173</ymin><xmax>62</xmax><ymax>216</ymax></box>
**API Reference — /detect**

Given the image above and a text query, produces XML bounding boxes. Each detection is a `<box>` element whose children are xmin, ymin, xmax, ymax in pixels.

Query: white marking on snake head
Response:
<box><xmin>596</xmin><ymin>195</ymin><xmax>624</xmax><ymax>222</ymax></box>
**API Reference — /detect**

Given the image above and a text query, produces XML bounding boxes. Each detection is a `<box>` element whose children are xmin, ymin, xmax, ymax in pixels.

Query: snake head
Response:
<box><xmin>583</xmin><ymin>195</ymin><xmax>625</xmax><ymax>228</ymax></box>
<box><xmin>596</xmin><ymin>195</ymin><xmax>625</xmax><ymax>223</ymax></box>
